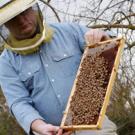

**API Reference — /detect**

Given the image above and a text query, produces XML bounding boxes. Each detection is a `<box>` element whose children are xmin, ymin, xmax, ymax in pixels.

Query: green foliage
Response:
<box><xmin>0</xmin><ymin>113</ymin><xmax>25</xmax><ymax>135</ymax></box>
<box><xmin>0</xmin><ymin>89</ymin><xmax>25</xmax><ymax>135</ymax></box>
<box><xmin>0</xmin><ymin>45</ymin><xmax>4</xmax><ymax>54</ymax></box>
<box><xmin>107</xmin><ymin>77</ymin><xmax>135</xmax><ymax>135</ymax></box>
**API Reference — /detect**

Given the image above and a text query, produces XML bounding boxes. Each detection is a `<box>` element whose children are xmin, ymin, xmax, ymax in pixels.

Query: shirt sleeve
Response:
<box><xmin>51</xmin><ymin>23</ymin><xmax>89</xmax><ymax>52</ymax></box>
<box><xmin>67</xmin><ymin>23</ymin><xmax>89</xmax><ymax>52</ymax></box>
<box><xmin>0</xmin><ymin>55</ymin><xmax>44</xmax><ymax>135</ymax></box>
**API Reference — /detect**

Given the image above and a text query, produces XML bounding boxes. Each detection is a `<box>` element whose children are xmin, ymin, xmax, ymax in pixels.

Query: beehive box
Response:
<box><xmin>61</xmin><ymin>37</ymin><xmax>125</xmax><ymax>131</ymax></box>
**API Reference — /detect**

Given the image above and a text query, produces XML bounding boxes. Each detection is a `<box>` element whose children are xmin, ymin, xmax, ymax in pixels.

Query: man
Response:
<box><xmin>0</xmin><ymin>0</ymin><xmax>117</xmax><ymax>135</ymax></box>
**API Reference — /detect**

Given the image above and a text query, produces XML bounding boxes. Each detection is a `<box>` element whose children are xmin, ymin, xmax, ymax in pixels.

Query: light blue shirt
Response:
<box><xmin>0</xmin><ymin>23</ymin><xmax>88</xmax><ymax>134</ymax></box>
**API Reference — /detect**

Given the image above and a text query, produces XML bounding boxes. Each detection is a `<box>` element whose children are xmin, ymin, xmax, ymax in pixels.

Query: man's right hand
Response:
<box><xmin>57</xmin><ymin>129</ymin><xmax>72</xmax><ymax>135</ymax></box>
<box><xmin>31</xmin><ymin>119</ymin><xmax>59</xmax><ymax>135</ymax></box>
<box><xmin>31</xmin><ymin>119</ymin><xmax>72</xmax><ymax>135</ymax></box>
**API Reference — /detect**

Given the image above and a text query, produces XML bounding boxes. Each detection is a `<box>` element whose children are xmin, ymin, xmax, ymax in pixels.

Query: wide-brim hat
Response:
<box><xmin>0</xmin><ymin>0</ymin><xmax>37</xmax><ymax>26</ymax></box>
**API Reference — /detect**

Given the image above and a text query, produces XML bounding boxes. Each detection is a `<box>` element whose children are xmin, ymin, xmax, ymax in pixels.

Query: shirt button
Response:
<box><xmin>28</xmin><ymin>72</ymin><xmax>32</xmax><ymax>75</ymax></box>
<box><xmin>64</xmin><ymin>54</ymin><xmax>67</xmax><ymax>57</ymax></box>
<box><xmin>51</xmin><ymin>79</ymin><xmax>55</xmax><ymax>82</ymax></box>
<box><xmin>45</xmin><ymin>64</ymin><xmax>48</xmax><ymax>67</ymax></box>
<box><xmin>57</xmin><ymin>94</ymin><xmax>61</xmax><ymax>98</ymax></box>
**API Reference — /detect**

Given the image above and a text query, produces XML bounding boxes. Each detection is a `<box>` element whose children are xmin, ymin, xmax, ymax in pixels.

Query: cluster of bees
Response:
<box><xmin>66</xmin><ymin>52</ymin><xmax>111</xmax><ymax>125</ymax></box>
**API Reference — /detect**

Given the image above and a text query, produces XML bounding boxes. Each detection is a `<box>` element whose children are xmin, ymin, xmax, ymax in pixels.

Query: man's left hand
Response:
<box><xmin>84</xmin><ymin>29</ymin><xmax>110</xmax><ymax>45</ymax></box>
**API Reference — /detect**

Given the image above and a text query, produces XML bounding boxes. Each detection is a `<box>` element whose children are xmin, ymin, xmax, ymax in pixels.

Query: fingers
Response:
<box><xmin>84</xmin><ymin>29</ymin><xmax>109</xmax><ymax>45</ymax></box>
<box><xmin>44</xmin><ymin>131</ymin><xmax>54</xmax><ymax>135</ymax></box>
<box><xmin>101</xmin><ymin>34</ymin><xmax>110</xmax><ymax>41</ymax></box>
<box><xmin>63</xmin><ymin>131</ymin><xmax>72</xmax><ymax>135</ymax></box>
<box><xmin>33</xmin><ymin>131</ymin><xmax>54</xmax><ymax>135</ymax></box>
<box><xmin>47</xmin><ymin>131</ymin><xmax>59</xmax><ymax>135</ymax></box>
<box><xmin>56</xmin><ymin>129</ymin><xmax>63</xmax><ymax>135</ymax></box>
<box><xmin>56</xmin><ymin>129</ymin><xmax>72</xmax><ymax>135</ymax></box>
<box><xmin>46</xmin><ymin>124</ymin><xmax>59</xmax><ymax>132</ymax></box>
<box><xmin>41</xmin><ymin>124</ymin><xmax>59</xmax><ymax>135</ymax></box>
<box><xmin>85</xmin><ymin>29</ymin><xmax>94</xmax><ymax>45</ymax></box>
<box><xmin>33</xmin><ymin>123</ymin><xmax>71</xmax><ymax>135</ymax></box>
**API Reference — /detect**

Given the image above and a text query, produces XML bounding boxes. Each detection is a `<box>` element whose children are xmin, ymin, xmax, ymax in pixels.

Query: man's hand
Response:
<box><xmin>56</xmin><ymin>129</ymin><xmax>72</xmax><ymax>135</ymax></box>
<box><xmin>31</xmin><ymin>119</ymin><xmax>72</xmax><ymax>135</ymax></box>
<box><xmin>31</xmin><ymin>119</ymin><xmax>59</xmax><ymax>135</ymax></box>
<box><xmin>84</xmin><ymin>29</ymin><xmax>110</xmax><ymax>45</ymax></box>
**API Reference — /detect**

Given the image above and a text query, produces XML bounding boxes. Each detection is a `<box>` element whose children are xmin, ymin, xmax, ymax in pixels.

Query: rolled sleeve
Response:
<box><xmin>11</xmin><ymin>101</ymin><xmax>44</xmax><ymax>134</ymax></box>
<box><xmin>68</xmin><ymin>23</ymin><xmax>89</xmax><ymax>52</ymax></box>
<box><xmin>0</xmin><ymin>55</ymin><xmax>44</xmax><ymax>134</ymax></box>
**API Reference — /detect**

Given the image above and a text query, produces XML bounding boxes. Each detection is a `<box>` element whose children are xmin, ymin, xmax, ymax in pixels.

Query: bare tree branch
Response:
<box><xmin>89</xmin><ymin>24</ymin><xmax>135</xmax><ymax>30</ymax></box>
<box><xmin>39</xmin><ymin>0</ymin><xmax>61</xmax><ymax>22</ymax></box>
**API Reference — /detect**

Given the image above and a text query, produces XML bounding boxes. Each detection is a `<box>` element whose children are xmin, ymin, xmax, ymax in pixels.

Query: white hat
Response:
<box><xmin>0</xmin><ymin>0</ymin><xmax>37</xmax><ymax>26</ymax></box>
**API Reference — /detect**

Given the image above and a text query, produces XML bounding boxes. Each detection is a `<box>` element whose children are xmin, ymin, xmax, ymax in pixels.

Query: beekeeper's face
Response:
<box><xmin>5</xmin><ymin>7</ymin><xmax>37</xmax><ymax>40</ymax></box>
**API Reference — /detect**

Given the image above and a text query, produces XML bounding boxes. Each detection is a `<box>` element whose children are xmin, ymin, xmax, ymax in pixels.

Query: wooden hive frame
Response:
<box><xmin>60</xmin><ymin>37</ymin><xmax>125</xmax><ymax>131</ymax></box>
